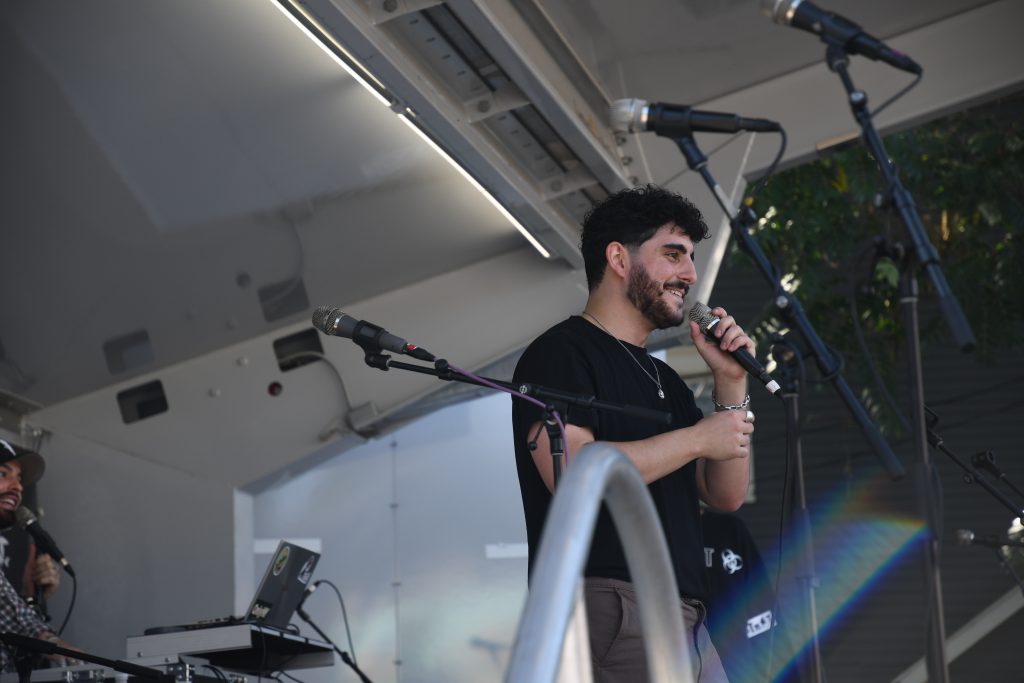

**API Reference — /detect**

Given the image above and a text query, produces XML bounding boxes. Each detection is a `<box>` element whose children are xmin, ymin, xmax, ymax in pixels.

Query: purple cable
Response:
<box><xmin>447</xmin><ymin>363</ymin><xmax>568</xmax><ymax>473</ymax></box>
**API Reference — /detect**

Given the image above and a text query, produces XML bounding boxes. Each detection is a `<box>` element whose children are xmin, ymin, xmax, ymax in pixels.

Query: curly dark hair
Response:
<box><xmin>580</xmin><ymin>184</ymin><xmax>709</xmax><ymax>290</ymax></box>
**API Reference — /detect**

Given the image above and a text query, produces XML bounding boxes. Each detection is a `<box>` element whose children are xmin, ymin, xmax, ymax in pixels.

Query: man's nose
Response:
<box><xmin>681</xmin><ymin>260</ymin><xmax>698</xmax><ymax>284</ymax></box>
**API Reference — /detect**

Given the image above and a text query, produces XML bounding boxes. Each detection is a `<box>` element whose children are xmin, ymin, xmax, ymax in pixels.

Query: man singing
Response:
<box><xmin>512</xmin><ymin>185</ymin><xmax>756</xmax><ymax>682</ymax></box>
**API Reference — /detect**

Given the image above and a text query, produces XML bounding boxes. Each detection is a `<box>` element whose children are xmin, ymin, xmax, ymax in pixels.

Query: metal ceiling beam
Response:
<box><xmin>287</xmin><ymin>0</ymin><xmax>635</xmax><ymax>267</ymax></box>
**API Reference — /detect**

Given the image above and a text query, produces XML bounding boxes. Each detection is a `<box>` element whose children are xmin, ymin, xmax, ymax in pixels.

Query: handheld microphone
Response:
<box><xmin>761</xmin><ymin>0</ymin><xmax>922</xmax><ymax>75</ymax></box>
<box><xmin>312</xmin><ymin>306</ymin><xmax>435</xmax><ymax>362</ymax></box>
<box><xmin>688</xmin><ymin>302</ymin><xmax>781</xmax><ymax>396</ymax></box>
<box><xmin>956</xmin><ymin>529</ymin><xmax>1024</xmax><ymax>549</ymax></box>
<box><xmin>15</xmin><ymin>507</ymin><xmax>75</xmax><ymax>577</ymax></box>
<box><xmin>611</xmin><ymin>98</ymin><xmax>781</xmax><ymax>136</ymax></box>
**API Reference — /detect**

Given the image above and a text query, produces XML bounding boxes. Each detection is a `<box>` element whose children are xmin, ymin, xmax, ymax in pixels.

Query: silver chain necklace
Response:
<box><xmin>582</xmin><ymin>312</ymin><xmax>665</xmax><ymax>399</ymax></box>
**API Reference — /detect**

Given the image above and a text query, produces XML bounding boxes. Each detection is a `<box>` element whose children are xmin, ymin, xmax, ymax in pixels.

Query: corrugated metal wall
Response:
<box><xmin>710</xmin><ymin>257</ymin><xmax>1024</xmax><ymax>682</ymax></box>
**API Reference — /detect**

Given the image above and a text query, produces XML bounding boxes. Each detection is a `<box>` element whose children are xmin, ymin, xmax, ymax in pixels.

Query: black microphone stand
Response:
<box><xmin>14</xmin><ymin>648</ymin><xmax>34</xmax><ymax>683</ymax></box>
<box><xmin>970</xmin><ymin>450</ymin><xmax>1024</xmax><ymax>507</ymax></box>
<box><xmin>824</xmin><ymin>41</ymin><xmax>978</xmax><ymax>683</ymax></box>
<box><xmin>0</xmin><ymin>633</ymin><xmax>173</xmax><ymax>683</ymax></box>
<box><xmin>924</xmin><ymin>409</ymin><xmax>1024</xmax><ymax>520</ymax></box>
<box><xmin>538</xmin><ymin>405</ymin><xmax>568</xmax><ymax>485</ymax></box>
<box><xmin>295</xmin><ymin>608</ymin><xmax>373</xmax><ymax>683</ymax></box>
<box><xmin>668</xmin><ymin>133</ymin><xmax>904</xmax><ymax>479</ymax></box>
<box><xmin>773</xmin><ymin>340</ymin><xmax>824</xmax><ymax>683</ymax></box>
<box><xmin>357</xmin><ymin>349</ymin><xmax>671</xmax><ymax>488</ymax></box>
<box><xmin>661</xmin><ymin>126</ymin><xmax>903</xmax><ymax>683</ymax></box>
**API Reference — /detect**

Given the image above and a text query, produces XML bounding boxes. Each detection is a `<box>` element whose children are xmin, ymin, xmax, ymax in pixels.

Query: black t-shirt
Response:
<box><xmin>512</xmin><ymin>316</ymin><xmax>707</xmax><ymax>600</ymax></box>
<box><xmin>702</xmin><ymin>510</ymin><xmax>783</xmax><ymax>683</ymax></box>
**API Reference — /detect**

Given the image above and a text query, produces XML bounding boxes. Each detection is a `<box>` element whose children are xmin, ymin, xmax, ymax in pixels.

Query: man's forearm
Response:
<box><xmin>702</xmin><ymin>456</ymin><xmax>750</xmax><ymax>511</ymax></box>
<box><xmin>701</xmin><ymin>374</ymin><xmax>751</xmax><ymax>510</ymax></box>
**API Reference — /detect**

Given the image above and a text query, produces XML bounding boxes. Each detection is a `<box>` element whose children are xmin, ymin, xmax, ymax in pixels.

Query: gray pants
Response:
<box><xmin>584</xmin><ymin>577</ymin><xmax>729</xmax><ymax>683</ymax></box>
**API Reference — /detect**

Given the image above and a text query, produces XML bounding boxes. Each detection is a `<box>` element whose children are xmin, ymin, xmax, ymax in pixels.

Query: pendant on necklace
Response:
<box><xmin>658</xmin><ymin>388</ymin><xmax>665</xmax><ymax>399</ymax></box>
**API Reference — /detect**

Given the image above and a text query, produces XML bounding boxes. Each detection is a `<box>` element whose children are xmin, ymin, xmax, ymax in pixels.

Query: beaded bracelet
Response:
<box><xmin>712</xmin><ymin>393</ymin><xmax>750</xmax><ymax>412</ymax></box>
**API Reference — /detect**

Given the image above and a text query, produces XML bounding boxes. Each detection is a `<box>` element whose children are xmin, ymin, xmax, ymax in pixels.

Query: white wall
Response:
<box><xmin>253</xmin><ymin>392</ymin><xmax>526</xmax><ymax>683</ymax></box>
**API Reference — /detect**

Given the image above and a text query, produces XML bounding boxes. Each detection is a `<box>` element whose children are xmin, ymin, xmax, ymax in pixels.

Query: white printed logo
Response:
<box><xmin>721</xmin><ymin>548</ymin><xmax>743</xmax><ymax>574</ymax></box>
<box><xmin>250</xmin><ymin>602</ymin><xmax>271</xmax><ymax>620</ymax></box>
<box><xmin>0</xmin><ymin>536</ymin><xmax>9</xmax><ymax>570</ymax></box>
<box><xmin>297</xmin><ymin>557</ymin><xmax>315</xmax><ymax>585</ymax></box>
<box><xmin>703</xmin><ymin>547</ymin><xmax>714</xmax><ymax>568</ymax></box>
<box><xmin>747</xmin><ymin>610</ymin><xmax>772</xmax><ymax>638</ymax></box>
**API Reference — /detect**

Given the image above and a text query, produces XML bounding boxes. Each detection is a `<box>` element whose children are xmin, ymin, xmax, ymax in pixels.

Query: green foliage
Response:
<box><xmin>733</xmin><ymin>93</ymin><xmax>1024</xmax><ymax>428</ymax></box>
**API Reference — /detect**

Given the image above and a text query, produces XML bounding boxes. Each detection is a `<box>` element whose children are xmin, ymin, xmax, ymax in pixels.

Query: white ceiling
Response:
<box><xmin>540</xmin><ymin>0</ymin><xmax>992</xmax><ymax>105</ymax></box>
<box><xmin>1</xmin><ymin>0</ymin><xmax>1019</xmax><ymax>486</ymax></box>
<box><xmin>2</xmin><ymin>0</ymin><xmax>523</xmax><ymax>405</ymax></box>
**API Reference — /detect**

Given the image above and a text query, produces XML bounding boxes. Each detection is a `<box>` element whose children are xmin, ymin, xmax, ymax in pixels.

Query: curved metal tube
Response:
<box><xmin>505</xmin><ymin>442</ymin><xmax>693</xmax><ymax>683</ymax></box>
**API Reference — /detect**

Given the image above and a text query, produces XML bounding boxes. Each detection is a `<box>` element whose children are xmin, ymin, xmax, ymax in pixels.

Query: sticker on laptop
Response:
<box><xmin>298</xmin><ymin>556</ymin><xmax>316</xmax><ymax>585</ymax></box>
<box><xmin>272</xmin><ymin>545</ymin><xmax>291</xmax><ymax>576</ymax></box>
<box><xmin>250</xmin><ymin>599</ymin><xmax>272</xmax><ymax>620</ymax></box>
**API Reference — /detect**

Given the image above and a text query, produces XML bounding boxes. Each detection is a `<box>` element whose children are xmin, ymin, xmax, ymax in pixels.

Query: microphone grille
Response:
<box><xmin>609</xmin><ymin>98</ymin><xmax>646</xmax><ymax>134</ymax></box>
<box><xmin>687</xmin><ymin>301</ymin><xmax>716</xmax><ymax>328</ymax></box>
<box><xmin>311</xmin><ymin>306</ymin><xmax>339</xmax><ymax>334</ymax></box>
<box><xmin>14</xmin><ymin>506</ymin><xmax>36</xmax><ymax>529</ymax></box>
<box><xmin>760</xmin><ymin>0</ymin><xmax>794</xmax><ymax>24</ymax></box>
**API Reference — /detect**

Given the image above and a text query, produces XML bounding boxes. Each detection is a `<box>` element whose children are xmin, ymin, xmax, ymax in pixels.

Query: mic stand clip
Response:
<box><xmin>354</xmin><ymin>337</ymin><xmax>392</xmax><ymax>371</ymax></box>
<box><xmin>542</xmin><ymin>405</ymin><xmax>567</xmax><ymax>487</ymax></box>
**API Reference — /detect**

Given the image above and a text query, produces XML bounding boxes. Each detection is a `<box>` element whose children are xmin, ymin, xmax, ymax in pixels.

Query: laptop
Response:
<box><xmin>144</xmin><ymin>540</ymin><xmax>320</xmax><ymax>634</ymax></box>
<box><xmin>245</xmin><ymin>540</ymin><xmax>320</xmax><ymax>629</ymax></box>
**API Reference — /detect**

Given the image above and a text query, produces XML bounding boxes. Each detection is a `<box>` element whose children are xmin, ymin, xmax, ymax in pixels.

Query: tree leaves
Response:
<box><xmin>732</xmin><ymin>93</ymin><xmax>1024</xmax><ymax>430</ymax></box>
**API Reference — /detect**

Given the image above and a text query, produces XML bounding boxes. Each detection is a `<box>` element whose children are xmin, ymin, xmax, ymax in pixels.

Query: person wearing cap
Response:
<box><xmin>0</xmin><ymin>443</ymin><xmax>60</xmax><ymax>607</ymax></box>
<box><xmin>0</xmin><ymin>438</ymin><xmax>77</xmax><ymax>671</ymax></box>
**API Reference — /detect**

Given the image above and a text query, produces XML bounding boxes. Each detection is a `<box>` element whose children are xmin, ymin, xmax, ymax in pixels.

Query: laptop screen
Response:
<box><xmin>246</xmin><ymin>541</ymin><xmax>320</xmax><ymax>630</ymax></box>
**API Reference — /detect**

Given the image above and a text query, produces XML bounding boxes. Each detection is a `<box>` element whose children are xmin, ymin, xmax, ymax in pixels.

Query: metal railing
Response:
<box><xmin>505</xmin><ymin>442</ymin><xmax>694</xmax><ymax>683</ymax></box>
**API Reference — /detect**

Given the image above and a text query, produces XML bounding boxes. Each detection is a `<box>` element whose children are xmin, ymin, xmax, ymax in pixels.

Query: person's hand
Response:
<box><xmin>688</xmin><ymin>306</ymin><xmax>756</xmax><ymax>381</ymax></box>
<box><xmin>692</xmin><ymin>409</ymin><xmax>754</xmax><ymax>462</ymax></box>
<box><xmin>33</xmin><ymin>553</ymin><xmax>61</xmax><ymax>598</ymax></box>
<box><xmin>37</xmin><ymin>631</ymin><xmax>84</xmax><ymax>667</ymax></box>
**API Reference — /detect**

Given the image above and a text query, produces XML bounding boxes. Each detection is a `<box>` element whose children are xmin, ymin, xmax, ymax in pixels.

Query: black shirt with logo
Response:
<box><xmin>703</xmin><ymin>509</ymin><xmax>799</xmax><ymax>683</ymax></box>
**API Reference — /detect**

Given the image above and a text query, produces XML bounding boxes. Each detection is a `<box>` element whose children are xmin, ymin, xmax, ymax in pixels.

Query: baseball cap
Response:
<box><xmin>0</xmin><ymin>439</ymin><xmax>46</xmax><ymax>485</ymax></box>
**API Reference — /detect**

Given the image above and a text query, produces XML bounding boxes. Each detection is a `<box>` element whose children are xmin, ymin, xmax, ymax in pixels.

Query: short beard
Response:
<box><xmin>626</xmin><ymin>263</ymin><xmax>686</xmax><ymax>330</ymax></box>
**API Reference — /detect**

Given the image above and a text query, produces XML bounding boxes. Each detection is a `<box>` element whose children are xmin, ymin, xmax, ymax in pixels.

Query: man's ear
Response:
<box><xmin>605</xmin><ymin>242</ymin><xmax>631</xmax><ymax>280</ymax></box>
